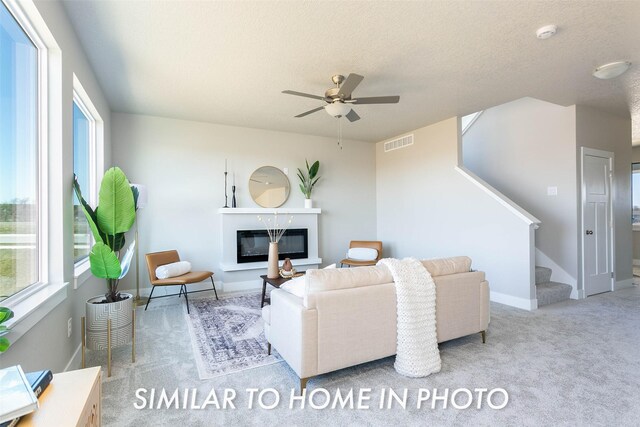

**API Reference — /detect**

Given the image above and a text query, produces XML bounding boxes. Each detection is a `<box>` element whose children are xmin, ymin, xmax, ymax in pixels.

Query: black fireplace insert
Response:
<box><xmin>236</xmin><ymin>228</ymin><xmax>308</xmax><ymax>263</ymax></box>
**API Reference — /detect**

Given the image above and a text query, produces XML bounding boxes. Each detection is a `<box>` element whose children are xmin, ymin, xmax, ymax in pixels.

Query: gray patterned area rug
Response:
<box><xmin>185</xmin><ymin>292</ymin><xmax>282</xmax><ymax>379</ymax></box>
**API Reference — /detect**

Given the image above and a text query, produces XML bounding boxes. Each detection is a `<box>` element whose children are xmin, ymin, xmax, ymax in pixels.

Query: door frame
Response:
<box><xmin>580</xmin><ymin>147</ymin><xmax>615</xmax><ymax>298</ymax></box>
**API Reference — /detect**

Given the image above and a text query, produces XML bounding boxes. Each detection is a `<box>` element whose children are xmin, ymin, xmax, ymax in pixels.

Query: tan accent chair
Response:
<box><xmin>144</xmin><ymin>250</ymin><xmax>218</xmax><ymax>314</ymax></box>
<box><xmin>340</xmin><ymin>240</ymin><xmax>383</xmax><ymax>267</ymax></box>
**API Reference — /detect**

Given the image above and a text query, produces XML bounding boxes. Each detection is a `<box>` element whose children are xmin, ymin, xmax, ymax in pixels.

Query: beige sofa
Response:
<box><xmin>262</xmin><ymin>257</ymin><xmax>490</xmax><ymax>390</ymax></box>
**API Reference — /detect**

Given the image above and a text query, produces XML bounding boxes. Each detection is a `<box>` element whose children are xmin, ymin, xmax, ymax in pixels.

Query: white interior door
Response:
<box><xmin>582</xmin><ymin>150</ymin><xmax>614</xmax><ymax>296</ymax></box>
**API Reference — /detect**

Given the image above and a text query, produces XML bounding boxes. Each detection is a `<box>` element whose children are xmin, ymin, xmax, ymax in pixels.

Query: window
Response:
<box><xmin>633</xmin><ymin>163</ymin><xmax>640</xmax><ymax>224</ymax></box>
<box><xmin>73</xmin><ymin>101</ymin><xmax>92</xmax><ymax>262</ymax></box>
<box><xmin>72</xmin><ymin>75</ymin><xmax>103</xmax><ymax>274</ymax></box>
<box><xmin>0</xmin><ymin>2</ymin><xmax>39</xmax><ymax>302</ymax></box>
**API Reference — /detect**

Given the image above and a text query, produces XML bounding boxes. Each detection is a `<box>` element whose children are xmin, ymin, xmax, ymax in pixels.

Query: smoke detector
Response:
<box><xmin>536</xmin><ymin>25</ymin><xmax>557</xmax><ymax>40</ymax></box>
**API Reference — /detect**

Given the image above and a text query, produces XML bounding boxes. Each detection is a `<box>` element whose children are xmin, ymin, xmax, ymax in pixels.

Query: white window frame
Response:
<box><xmin>1</xmin><ymin>0</ymin><xmax>48</xmax><ymax>304</ymax></box>
<box><xmin>72</xmin><ymin>74</ymin><xmax>104</xmax><ymax>288</ymax></box>
<box><xmin>1</xmin><ymin>0</ymin><xmax>67</xmax><ymax>347</ymax></box>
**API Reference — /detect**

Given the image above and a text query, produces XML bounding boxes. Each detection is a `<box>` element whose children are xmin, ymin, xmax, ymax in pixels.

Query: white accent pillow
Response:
<box><xmin>280</xmin><ymin>275</ymin><xmax>306</xmax><ymax>298</ymax></box>
<box><xmin>156</xmin><ymin>261</ymin><xmax>191</xmax><ymax>279</ymax></box>
<box><xmin>280</xmin><ymin>264</ymin><xmax>336</xmax><ymax>298</ymax></box>
<box><xmin>346</xmin><ymin>247</ymin><xmax>378</xmax><ymax>261</ymax></box>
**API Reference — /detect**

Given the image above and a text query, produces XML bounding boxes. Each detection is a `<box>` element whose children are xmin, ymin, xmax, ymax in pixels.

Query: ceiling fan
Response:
<box><xmin>282</xmin><ymin>73</ymin><xmax>400</xmax><ymax>122</ymax></box>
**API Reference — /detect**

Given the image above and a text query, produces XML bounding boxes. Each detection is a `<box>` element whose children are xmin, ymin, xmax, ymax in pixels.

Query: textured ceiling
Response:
<box><xmin>62</xmin><ymin>0</ymin><xmax>640</xmax><ymax>143</ymax></box>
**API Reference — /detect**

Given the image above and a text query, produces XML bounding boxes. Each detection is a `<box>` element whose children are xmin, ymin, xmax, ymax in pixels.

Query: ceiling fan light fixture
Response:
<box><xmin>325</xmin><ymin>102</ymin><xmax>351</xmax><ymax>118</ymax></box>
<box><xmin>593</xmin><ymin>61</ymin><xmax>631</xmax><ymax>79</ymax></box>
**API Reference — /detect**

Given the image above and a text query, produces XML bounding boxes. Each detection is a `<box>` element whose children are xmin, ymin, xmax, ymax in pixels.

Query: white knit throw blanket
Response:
<box><xmin>378</xmin><ymin>257</ymin><xmax>441</xmax><ymax>377</ymax></box>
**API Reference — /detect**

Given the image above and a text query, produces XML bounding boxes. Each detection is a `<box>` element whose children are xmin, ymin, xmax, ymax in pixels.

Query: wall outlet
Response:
<box><xmin>67</xmin><ymin>317</ymin><xmax>72</xmax><ymax>338</ymax></box>
<box><xmin>547</xmin><ymin>186</ymin><xmax>558</xmax><ymax>196</ymax></box>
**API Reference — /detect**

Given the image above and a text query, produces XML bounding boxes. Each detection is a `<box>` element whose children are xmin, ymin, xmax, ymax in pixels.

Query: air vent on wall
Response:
<box><xmin>384</xmin><ymin>134</ymin><xmax>413</xmax><ymax>152</ymax></box>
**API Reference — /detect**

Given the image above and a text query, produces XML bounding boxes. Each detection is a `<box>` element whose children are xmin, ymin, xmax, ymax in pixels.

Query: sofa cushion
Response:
<box><xmin>304</xmin><ymin>265</ymin><xmax>393</xmax><ymax>308</ymax></box>
<box><xmin>281</xmin><ymin>264</ymin><xmax>336</xmax><ymax>298</ymax></box>
<box><xmin>422</xmin><ymin>256</ymin><xmax>471</xmax><ymax>277</ymax></box>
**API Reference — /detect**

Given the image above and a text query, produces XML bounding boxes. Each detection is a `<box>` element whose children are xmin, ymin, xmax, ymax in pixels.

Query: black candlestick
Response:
<box><xmin>232</xmin><ymin>185</ymin><xmax>237</xmax><ymax>208</ymax></box>
<box><xmin>223</xmin><ymin>171</ymin><xmax>229</xmax><ymax>208</ymax></box>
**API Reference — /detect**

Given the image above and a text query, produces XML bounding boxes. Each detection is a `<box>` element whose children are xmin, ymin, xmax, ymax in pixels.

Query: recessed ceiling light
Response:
<box><xmin>593</xmin><ymin>61</ymin><xmax>632</xmax><ymax>79</ymax></box>
<box><xmin>536</xmin><ymin>25</ymin><xmax>557</xmax><ymax>40</ymax></box>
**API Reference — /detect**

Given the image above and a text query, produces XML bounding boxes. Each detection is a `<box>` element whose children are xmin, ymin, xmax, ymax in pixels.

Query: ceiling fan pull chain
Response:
<box><xmin>338</xmin><ymin>117</ymin><xmax>343</xmax><ymax>150</ymax></box>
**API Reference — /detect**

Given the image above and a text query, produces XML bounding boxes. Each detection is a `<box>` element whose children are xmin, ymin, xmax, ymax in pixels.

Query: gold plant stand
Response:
<box><xmin>82</xmin><ymin>309</ymin><xmax>135</xmax><ymax>377</ymax></box>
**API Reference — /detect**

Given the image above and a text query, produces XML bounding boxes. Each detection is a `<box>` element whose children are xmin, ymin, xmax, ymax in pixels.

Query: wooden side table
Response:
<box><xmin>260</xmin><ymin>273</ymin><xmax>304</xmax><ymax>307</ymax></box>
<box><xmin>20</xmin><ymin>366</ymin><xmax>101</xmax><ymax>427</ymax></box>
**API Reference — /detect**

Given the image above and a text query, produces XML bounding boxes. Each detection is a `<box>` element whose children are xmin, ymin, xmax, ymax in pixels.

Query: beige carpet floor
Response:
<box><xmin>85</xmin><ymin>285</ymin><xmax>640</xmax><ymax>426</ymax></box>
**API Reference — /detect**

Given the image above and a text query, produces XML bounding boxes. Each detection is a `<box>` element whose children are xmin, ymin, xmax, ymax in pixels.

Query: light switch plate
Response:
<box><xmin>547</xmin><ymin>186</ymin><xmax>558</xmax><ymax>196</ymax></box>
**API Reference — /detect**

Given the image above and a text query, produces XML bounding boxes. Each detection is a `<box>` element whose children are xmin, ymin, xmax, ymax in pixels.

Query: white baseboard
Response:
<box><xmin>120</xmin><ymin>278</ymin><xmax>262</xmax><ymax>299</ymax></box>
<box><xmin>65</xmin><ymin>343</ymin><xmax>82</xmax><ymax>372</ymax></box>
<box><xmin>120</xmin><ymin>278</ymin><xmax>263</xmax><ymax>299</ymax></box>
<box><xmin>221</xmin><ymin>280</ymin><xmax>262</xmax><ymax>293</ymax></box>
<box><xmin>490</xmin><ymin>291</ymin><xmax>537</xmax><ymax>311</ymax></box>
<box><xmin>615</xmin><ymin>278</ymin><xmax>634</xmax><ymax>291</ymax></box>
<box><xmin>571</xmin><ymin>288</ymin><xmax>586</xmax><ymax>299</ymax></box>
<box><xmin>120</xmin><ymin>280</ymin><xmax>222</xmax><ymax>298</ymax></box>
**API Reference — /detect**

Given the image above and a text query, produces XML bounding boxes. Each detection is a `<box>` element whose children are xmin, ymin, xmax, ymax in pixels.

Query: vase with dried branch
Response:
<box><xmin>258</xmin><ymin>212</ymin><xmax>293</xmax><ymax>279</ymax></box>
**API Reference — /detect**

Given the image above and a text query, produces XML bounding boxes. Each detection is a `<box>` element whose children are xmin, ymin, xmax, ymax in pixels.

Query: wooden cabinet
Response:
<box><xmin>20</xmin><ymin>367</ymin><xmax>101</xmax><ymax>427</ymax></box>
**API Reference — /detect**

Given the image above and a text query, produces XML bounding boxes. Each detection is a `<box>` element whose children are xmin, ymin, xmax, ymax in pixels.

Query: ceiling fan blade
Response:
<box><xmin>282</xmin><ymin>90</ymin><xmax>326</xmax><ymax>101</ymax></box>
<box><xmin>353</xmin><ymin>96</ymin><xmax>400</xmax><ymax>104</ymax></box>
<box><xmin>345</xmin><ymin>109</ymin><xmax>360</xmax><ymax>122</ymax></box>
<box><xmin>295</xmin><ymin>106</ymin><xmax>325</xmax><ymax>118</ymax></box>
<box><xmin>338</xmin><ymin>73</ymin><xmax>364</xmax><ymax>98</ymax></box>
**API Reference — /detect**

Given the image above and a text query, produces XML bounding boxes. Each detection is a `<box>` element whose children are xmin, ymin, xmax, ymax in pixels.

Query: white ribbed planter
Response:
<box><xmin>304</xmin><ymin>198</ymin><xmax>313</xmax><ymax>209</ymax></box>
<box><xmin>85</xmin><ymin>293</ymin><xmax>133</xmax><ymax>351</ymax></box>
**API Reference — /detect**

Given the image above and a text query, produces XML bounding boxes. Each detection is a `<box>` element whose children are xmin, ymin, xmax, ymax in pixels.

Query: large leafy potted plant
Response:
<box><xmin>0</xmin><ymin>307</ymin><xmax>14</xmax><ymax>353</ymax></box>
<box><xmin>297</xmin><ymin>160</ymin><xmax>320</xmax><ymax>208</ymax></box>
<box><xmin>73</xmin><ymin>167</ymin><xmax>138</xmax><ymax>353</ymax></box>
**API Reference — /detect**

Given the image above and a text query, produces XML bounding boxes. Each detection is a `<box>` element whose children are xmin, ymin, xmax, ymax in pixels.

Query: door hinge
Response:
<box><xmin>611</xmin><ymin>272</ymin><xmax>615</xmax><ymax>279</ymax></box>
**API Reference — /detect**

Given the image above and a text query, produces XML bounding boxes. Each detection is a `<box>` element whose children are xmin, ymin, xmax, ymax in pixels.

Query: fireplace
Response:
<box><xmin>236</xmin><ymin>228</ymin><xmax>308</xmax><ymax>264</ymax></box>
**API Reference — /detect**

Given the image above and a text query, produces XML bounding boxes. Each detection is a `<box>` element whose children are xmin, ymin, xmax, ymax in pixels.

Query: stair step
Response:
<box><xmin>535</xmin><ymin>266</ymin><xmax>552</xmax><ymax>285</ymax></box>
<box><xmin>536</xmin><ymin>281</ymin><xmax>572</xmax><ymax>307</ymax></box>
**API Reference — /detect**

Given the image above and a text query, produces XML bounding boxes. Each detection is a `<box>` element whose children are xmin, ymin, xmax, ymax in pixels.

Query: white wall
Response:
<box><xmin>111</xmin><ymin>113</ymin><xmax>377</xmax><ymax>294</ymax></box>
<box><xmin>576</xmin><ymin>105</ymin><xmax>633</xmax><ymax>287</ymax></box>
<box><xmin>376</xmin><ymin>117</ymin><xmax>537</xmax><ymax>309</ymax></box>
<box><xmin>463</xmin><ymin>98</ymin><xmax>578</xmax><ymax>286</ymax></box>
<box><xmin>1</xmin><ymin>0</ymin><xmax>111</xmax><ymax>372</ymax></box>
<box><xmin>461</xmin><ymin>99</ymin><xmax>633</xmax><ymax>293</ymax></box>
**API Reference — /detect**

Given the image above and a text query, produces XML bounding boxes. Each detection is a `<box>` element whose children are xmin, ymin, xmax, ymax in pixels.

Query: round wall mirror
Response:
<box><xmin>248</xmin><ymin>166</ymin><xmax>290</xmax><ymax>208</ymax></box>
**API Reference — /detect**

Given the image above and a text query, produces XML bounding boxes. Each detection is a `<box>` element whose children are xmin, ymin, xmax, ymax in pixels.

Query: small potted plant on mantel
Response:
<box><xmin>73</xmin><ymin>167</ymin><xmax>138</xmax><ymax>363</ymax></box>
<box><xmin>297</xmin><ymin>160</ymin><xmax>321</xmax><ymax>208</ymax></box>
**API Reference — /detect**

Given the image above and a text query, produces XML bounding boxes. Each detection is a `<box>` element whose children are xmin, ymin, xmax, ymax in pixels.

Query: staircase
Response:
<box><xmin>535</xmin><ymin>266</ymin><xmax>572</xmax><ymax>307</ymax></box>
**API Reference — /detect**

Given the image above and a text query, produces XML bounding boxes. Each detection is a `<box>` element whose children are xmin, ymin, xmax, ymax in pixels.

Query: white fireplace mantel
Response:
<box><xmin>219</xmin><ymin>207</ymin><xmax>322</xmax><ymax>274</ymax></box>
<box><xmin>218</xmin><ymin>208</ymin><xmax>321</xmax><ymax>215</ymax></box>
